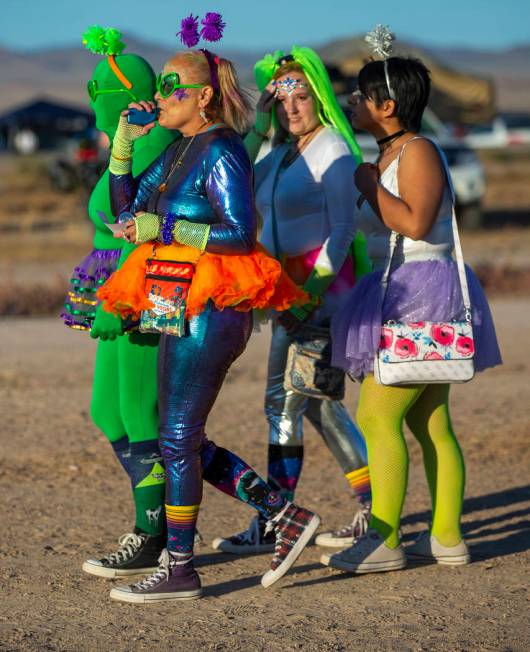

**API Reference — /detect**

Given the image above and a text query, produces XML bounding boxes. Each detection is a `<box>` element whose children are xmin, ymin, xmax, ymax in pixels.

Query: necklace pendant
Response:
<box><xmin>158</xmin><ymin>183</ymin><xmax>167</xmax><ymax>192</ymax></box>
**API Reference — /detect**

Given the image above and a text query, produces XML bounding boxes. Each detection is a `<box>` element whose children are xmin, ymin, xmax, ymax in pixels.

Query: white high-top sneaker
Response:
<box><xmin>406</xmin><ymin>531</ymin><xmax>470</xmax><ymax>565</ymax></box>
<box><xmin>320</xmin><ymin>528</ymin><xmax>406</xmax><ymax>573</ymax></box>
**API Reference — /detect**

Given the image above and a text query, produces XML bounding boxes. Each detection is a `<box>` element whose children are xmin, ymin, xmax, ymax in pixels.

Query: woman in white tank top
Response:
<box><xmin>325</xmin><ymin>54</ymin><xmax>501</xmax><ymax>575</ymax></box>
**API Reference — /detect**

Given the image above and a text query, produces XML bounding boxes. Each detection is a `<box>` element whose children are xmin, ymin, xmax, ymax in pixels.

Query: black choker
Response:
<box><xmin>377</xmin><ymin>130</ymin><xmax>406</xmax><ymax>147</ymax></box>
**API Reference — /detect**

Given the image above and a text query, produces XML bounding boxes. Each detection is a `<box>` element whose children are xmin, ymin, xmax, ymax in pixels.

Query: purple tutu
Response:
<box><xmin>331</xmin><ymin>259</ymin><xmax>502</xmax><ymax>378</ymax></box>
<box><xmin>61</xmin><ymin>248</ymin><xmax>121</xmax><ymax>331</ymax></box>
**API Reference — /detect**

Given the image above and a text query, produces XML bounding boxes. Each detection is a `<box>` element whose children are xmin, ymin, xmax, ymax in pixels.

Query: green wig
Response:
<box><xmin>254</xmin><ymin>46</ymin><xmax>362</xmax><ymax>163</ymax></box>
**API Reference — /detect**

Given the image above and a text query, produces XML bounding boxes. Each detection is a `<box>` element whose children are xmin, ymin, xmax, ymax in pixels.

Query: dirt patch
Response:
<box><xmin>0</xmin><ymin>299</ymin><xmax>529</xmax><ymax>651</ymax></box>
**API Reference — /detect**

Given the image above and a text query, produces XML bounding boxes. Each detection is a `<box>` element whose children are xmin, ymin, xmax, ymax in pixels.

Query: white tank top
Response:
<box><xmin>356</xmin><ymin>137</ymin><xmax>455</xmax><ymax>270</ymax></box>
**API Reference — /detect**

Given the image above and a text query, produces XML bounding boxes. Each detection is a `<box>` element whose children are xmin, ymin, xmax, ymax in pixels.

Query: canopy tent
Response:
<box><xmin>0</xmin><ymin>98</ymin><xmax>94</xmax><ymax>151</ymax></box>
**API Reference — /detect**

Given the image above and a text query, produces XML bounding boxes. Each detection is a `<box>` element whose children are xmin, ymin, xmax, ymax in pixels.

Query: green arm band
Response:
<box><xmin>173</xmin><ymin>220</ymin><xmax>211</xmax><ymax>251</ymax></box>
<box><xmin>134</xmin><ymin>212</ymin><xmax>160</xmax><ymax>243</ymax></box>
<box><xmin>108</xmin><ymin>116</ymin><xmax>145</xmax><ymax>175</ymax></box>
<box><xmin>286</xmin><ymin>264</ymin><xmax>333</xmax><ymax>320</ymax></box>
<box><xmin>352</xmin><ymin>231</ymin><xmax>372</xmax><ymax>279</ymax></box>
<box><xmin>302</xmin><ymin>264</ymin><xmax>336</xmax><ymax>297</ymax></box>
<box><xmin>243</xmin><ymin>112</ymin><xmax>271</xmax><ymax>162</ymax></box>
<box><xmin>287</xmin><ymin>302</ymin><xmax>316</xmax><ymax>322</ymax></box>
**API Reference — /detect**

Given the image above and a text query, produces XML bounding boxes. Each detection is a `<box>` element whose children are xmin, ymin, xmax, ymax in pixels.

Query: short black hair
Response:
<box><xmin>358</xmin><ymin>57</ymin><xmax>431</xmax><ymax>132</ymax></box>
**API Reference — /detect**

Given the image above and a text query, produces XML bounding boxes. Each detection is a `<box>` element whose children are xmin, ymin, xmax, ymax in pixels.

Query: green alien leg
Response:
<box><xmin>118</xmin><ymin>332</ymin><xmax>165</xmax><ymax>536</ymax></box>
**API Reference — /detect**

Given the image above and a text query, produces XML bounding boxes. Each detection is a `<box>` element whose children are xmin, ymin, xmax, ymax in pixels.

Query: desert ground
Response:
<box><xmin>0</xmin><ymin>150</ymin><xmax>529</xmax><ymax>650</ymax></box>
<box><xmin>1</xmin><ymin>297</ymin><xmax>529</xmax><ymax>652</ymax></box>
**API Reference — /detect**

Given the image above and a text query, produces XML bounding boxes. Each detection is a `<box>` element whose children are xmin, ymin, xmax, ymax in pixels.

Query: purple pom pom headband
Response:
<box><xmin>177</xmin><ymin>12</ymin><xmax>225</xmax><ymax>48</ymax></box>
<box><xmin>175</xmin><ymin>13</ymin><xmax>225</xmax><ymax>92</ymax></box>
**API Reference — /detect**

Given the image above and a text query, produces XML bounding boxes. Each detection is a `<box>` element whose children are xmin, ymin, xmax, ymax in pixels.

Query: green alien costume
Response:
<box><xmin>62</xmin><ymin>27</ymin><xmax>177</xmax><ymax>536</ymax></box>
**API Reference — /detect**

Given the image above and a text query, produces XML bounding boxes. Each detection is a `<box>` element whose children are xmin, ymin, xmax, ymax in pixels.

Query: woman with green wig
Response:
<box><xmin>212</xmin><ymin>46</ymin><xmax>374</xmax><ymax>554</ymax></box>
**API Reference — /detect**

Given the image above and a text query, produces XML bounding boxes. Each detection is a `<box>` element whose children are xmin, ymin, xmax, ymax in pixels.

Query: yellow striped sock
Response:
<box><xmin>345</xmin><ymin>466</ymin><xmax>371</xmax><ymax>500</ymax></box>
<box><xmin>165</xmin><ymin>504</ymin><xmax>200</xmax><ymax>526</ymax></box>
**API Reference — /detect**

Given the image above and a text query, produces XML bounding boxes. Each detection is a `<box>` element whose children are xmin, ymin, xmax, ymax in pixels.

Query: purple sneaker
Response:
<box><xmin>109</xmin><ymin>549</ymin><xmax>203</xmax><ymax>603</ymax></box>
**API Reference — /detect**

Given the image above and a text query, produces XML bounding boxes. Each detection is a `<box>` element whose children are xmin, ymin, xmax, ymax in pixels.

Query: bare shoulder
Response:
<box><xmin>398</xmin><ymin>137</ymin><xmax>445</xmax><ymax>191</ymax></box>
<box><xmin>400</xmin><ymin>137</ymin><xmax>443</xmax><ymax>169</ymax></box>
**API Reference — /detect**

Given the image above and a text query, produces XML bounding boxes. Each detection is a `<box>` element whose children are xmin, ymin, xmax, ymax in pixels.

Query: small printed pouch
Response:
<box><xmin>284</xmin><ymin>324</ymin><xmax>345</xmax><ymax>400</ymax></box>
<box><xmin>139</xmin><ymin>258</ymin><xmax>195</xmax><ymax>337</ymax></box>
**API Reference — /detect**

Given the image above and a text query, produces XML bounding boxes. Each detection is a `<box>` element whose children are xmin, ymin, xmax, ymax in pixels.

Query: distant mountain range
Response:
<box><xmin>1</xmin><ymin>35</ymin><xmax>528</xmax><ymax>116</ymax></box>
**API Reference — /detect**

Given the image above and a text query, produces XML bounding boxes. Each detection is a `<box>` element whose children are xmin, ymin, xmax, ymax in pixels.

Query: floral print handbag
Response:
<box><xmin>374</xmin><ymin>205</ymin><xmax>475</xmax><ymax>385</ymax></box>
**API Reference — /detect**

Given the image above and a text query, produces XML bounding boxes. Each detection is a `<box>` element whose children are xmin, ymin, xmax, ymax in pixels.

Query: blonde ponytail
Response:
<box><xmin>171</xmin><ymin>50</ymin><xmax>252</xmax><ymax>134</ymax></box>
<box><xmin>216</xmin><ymin>57</ymin><xmax>252</xmax><ymax>134</ymax></box>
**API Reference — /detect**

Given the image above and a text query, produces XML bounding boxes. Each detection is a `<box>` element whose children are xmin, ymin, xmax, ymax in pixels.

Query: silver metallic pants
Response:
<box><xmin>265</xmin><ymin>323</ymin><xmax>367</xmax><ymax>473</ymax></box>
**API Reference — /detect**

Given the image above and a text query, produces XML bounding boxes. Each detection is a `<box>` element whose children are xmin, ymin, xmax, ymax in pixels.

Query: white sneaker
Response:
<box><xmin>315</xmin><ymin>505</ymin><xmax>370</xmax><ymax>548</ymax></box>
<box><xmin>406</xmin><ymin>531</ymin><xmax>470</xmax><ymax>566</ymax></box>
<box><xmin>320</xmin><ymin>528</ymin><xmax>406</xmax><ymax>574</ymax></box>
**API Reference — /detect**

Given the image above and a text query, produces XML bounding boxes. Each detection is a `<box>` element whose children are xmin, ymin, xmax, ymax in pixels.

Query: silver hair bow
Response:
<box><xmin>365</xmin><ymin>24</ymin><xmax>395</xmax><ymax>59</ymax></box>
<box><xmin>365</xmin><ymin>24</ymin><xmax>396</xmax><ymax>100</ymax></box>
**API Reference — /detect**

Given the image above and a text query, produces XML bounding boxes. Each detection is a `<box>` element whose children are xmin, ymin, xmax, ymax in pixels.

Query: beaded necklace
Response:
<box><xmin>158</xmin><ymin>135</ymin><xmax>197</xmax><ymax>193</ymax></box>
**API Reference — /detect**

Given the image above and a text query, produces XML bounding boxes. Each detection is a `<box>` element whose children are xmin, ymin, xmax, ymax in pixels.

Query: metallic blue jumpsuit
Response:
<box><xmin>110</xmin><ymin>128</ymin><xmax>284</xmax><ymax>553</ymax></box>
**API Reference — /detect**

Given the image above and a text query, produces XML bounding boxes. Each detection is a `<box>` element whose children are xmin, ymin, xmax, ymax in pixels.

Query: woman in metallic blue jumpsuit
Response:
<box><xmin>106</xmin><ymin>48</ymin><xmax>320</xmax><ymax>603</ymax></box>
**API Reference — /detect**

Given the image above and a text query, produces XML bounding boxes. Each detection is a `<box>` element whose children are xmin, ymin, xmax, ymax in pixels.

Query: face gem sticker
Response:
<box><xmin>272</xmin><ymin>77</ymin><xmax>308</xmax><ymax>97</ymax></box>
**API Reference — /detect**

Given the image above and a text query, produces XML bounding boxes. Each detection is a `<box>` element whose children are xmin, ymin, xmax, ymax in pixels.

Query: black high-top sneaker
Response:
<box><xmin>211</xmin><ymin>515</ymin><xmax>276</xmax><ymax>554</ymax></box>
<box><xmin>82</xmin><ymin>528</ymin><xmax>166</xmax><ymax>578</ymax></box>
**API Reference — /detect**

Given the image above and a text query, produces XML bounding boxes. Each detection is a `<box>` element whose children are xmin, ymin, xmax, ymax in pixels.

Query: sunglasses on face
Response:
<box><xmin>87</xmin><ymin>80</ymin><xmax>139</xmax><ymax>103</ymax></box>
<box><xmin>350</xmin><ymin>89</ymin><xmax>368</xmax><ymax>103</ymax></box>
<box><xmin>156</xmin><ymin>72</ymin><xmax>203</xmax><ymax>99</ymax></box>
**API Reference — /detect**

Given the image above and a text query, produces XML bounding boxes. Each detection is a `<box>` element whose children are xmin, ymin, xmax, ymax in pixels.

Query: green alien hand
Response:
<box><xmin>90</xmin><ymin>304</ymin><xmax>123</xmax><ymax>341</ymax></box>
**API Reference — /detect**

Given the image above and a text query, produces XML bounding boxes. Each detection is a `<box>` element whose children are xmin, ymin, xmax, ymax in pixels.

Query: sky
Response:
<box><xmin>3</xmin><ymin>0</ymin><xmax>530</xmax><ymax>52</ymax></box>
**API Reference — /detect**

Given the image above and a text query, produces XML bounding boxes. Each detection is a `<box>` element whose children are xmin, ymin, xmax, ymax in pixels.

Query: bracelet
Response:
<box><xmin>111</xmin><ymin>153</ymin><xmax>132</xmax><ymax>161</ymax></box>
<box><xmin>160</xmin><ymin>213</ymin><xmax>178</xmax><ymax>245</ymax></box>
<box><xmin>251</xmin><ymin>125</ymin><xmax>268</xmax><ymax>139</ymax></box>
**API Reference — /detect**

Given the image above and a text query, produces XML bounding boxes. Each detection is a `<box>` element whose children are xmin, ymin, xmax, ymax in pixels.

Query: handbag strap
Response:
<box><xmin>380</xmin><ymin>137</ymin><xmax>472</xmax><ymax>322</ymax></box>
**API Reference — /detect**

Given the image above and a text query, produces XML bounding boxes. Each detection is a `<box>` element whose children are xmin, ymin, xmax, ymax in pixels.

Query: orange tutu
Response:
<box><xmin>97</xmin><ymin>242</ymin><xmax>307</xmax><ymax>319</ymax></box>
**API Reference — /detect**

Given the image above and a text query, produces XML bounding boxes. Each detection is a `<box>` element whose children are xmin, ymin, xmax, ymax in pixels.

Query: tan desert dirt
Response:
<box><xmin>0</xmin><ymin>298</ymin><xmax>529</xmax><ymax>652</ymax></box>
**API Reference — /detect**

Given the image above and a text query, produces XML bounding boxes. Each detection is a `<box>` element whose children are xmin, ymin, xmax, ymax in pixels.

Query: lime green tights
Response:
<box><xmin>357</xmin><ymin>376</ymin><xmax>465</xmax><ymax>549</ymax></box>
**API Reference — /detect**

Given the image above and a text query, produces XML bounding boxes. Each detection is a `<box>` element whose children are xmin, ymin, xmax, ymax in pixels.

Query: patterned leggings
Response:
<box><xmin>158</xmin><ymin>304</ymin><xmax>284</xmax><ymax>553</ymax></box>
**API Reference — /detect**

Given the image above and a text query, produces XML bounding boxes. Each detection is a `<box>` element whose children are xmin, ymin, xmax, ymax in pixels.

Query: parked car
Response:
<box><xmin>464</xmin><ymin>113</ymin><xmax>530</xmax><ymax>149</ymax></box>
